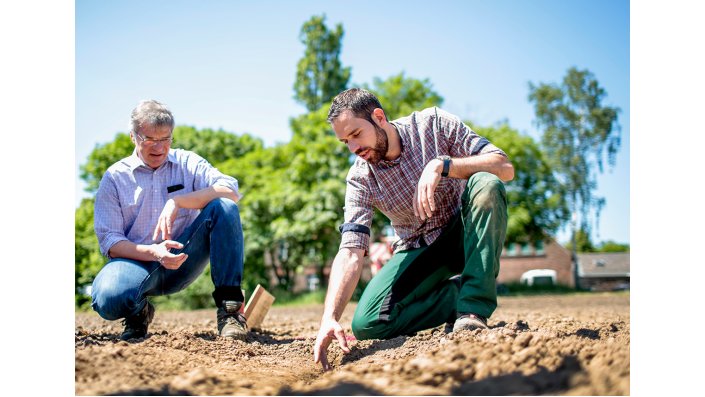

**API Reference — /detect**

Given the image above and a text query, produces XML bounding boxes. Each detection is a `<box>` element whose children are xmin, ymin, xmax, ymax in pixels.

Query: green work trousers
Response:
<box><xmin>351</xmin><ymin>172</ymin><xmax>508</xmax><ymax>340</ymax></box>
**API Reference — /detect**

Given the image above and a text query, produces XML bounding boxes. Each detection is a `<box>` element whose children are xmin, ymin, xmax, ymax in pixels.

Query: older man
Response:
<box><xmin>91</xmin><ymin>100</ymin><xmax>248</xmax><ymax>341</ymax></box>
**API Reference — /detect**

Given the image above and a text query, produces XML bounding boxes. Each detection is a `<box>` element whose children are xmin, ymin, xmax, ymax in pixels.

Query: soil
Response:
<box><xmin>75</xmin><ymin>293</ymin><xmax>629</xmax><ymax>395</ymax></box>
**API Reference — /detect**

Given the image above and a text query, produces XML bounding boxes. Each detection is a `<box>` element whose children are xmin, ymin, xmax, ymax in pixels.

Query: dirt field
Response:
<box><xmin>75</xmin><ymin>292</ymin><xmax>629</xmax><ymax>395</ymax></box>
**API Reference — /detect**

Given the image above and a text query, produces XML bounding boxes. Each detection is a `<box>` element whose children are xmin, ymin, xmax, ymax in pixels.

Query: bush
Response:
<box><xmin>497</xmin><ymin>282</ymin><xmax>576</xmax><ymax>296</ymax></box>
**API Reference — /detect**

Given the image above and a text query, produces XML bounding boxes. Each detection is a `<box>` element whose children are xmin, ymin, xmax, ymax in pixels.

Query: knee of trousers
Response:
<box><xmin>206</xmin><ymin>197</ymin><xmax>241</xmax><ymax>219</ymax></box>
<box><xmin>465</xmin><ymin>172</ymin><xmax>507</xmax><ymax>211</ymax></box>
<box><xmin>351</xmin><ymin>312</ymin><xmax>395</xmax><ymax>340</ymax></box>
<box><xmin>91</xmin><ymin>273</ymin><xmax>141</xmax><ymax>321</ymax></box>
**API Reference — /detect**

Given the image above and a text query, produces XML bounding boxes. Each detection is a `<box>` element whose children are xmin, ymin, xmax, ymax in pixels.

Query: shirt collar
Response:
<box><xmin>124</xmin><ymin>148</ymin><xmax>178</xmax><ymax>171</ymax></box>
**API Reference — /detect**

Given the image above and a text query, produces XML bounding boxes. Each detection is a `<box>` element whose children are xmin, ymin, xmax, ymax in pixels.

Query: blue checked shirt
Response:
<box><xmin>94</xmin><ymin>148</ymin><xmax>241</xmax><ymax>257</ymax></box>
<box><xmin>340</xmin><ymin>107</ymin><xmax>507</xmax><ymax>254</ymax></box>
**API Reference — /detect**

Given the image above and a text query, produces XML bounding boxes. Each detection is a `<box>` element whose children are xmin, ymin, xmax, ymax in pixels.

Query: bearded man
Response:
<box><xmin>313</xmin><ymin>88</ymin><xmax>514</xmax><ymax>370</ymax></box>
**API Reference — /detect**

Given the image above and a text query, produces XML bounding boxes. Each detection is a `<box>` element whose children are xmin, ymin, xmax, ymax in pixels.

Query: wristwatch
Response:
<box><xmin>437</xmin><ymin>155</ymin><xmax>451</xmax><ymax>177</ymax></box>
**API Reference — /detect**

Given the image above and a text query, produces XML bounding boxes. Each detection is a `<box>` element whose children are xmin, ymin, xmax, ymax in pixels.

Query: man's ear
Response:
<box><xmin>371</xmin><ymin>108</ymin><xmax>387</xmax><ymax>126</ymax></box>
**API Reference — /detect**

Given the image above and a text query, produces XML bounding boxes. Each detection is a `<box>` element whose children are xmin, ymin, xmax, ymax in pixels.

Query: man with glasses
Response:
<box><xmin>91</xmin><ymin>100</ymin><xmax>249</xmax><ymax>341</ymax></box>
<box><xmin>313</xmin><ymin>89</ymin><xmax>514</xmax><ymax>370</ymax></box>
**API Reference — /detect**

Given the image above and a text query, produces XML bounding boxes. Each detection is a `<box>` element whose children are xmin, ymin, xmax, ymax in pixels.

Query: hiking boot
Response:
<box><xmin>121</xmin><ymin>301</ymin><xmax>155</xmax><ymax>341</ymax></box>
<box><xmin>452</xmin><ymin>313</ymin><xmax>489</xmax><ymax>332</ymax></box>
<box><xmin>217</xmin><ymin>300</ymin><xmax>248</xmax><ymax>340</ymax></box>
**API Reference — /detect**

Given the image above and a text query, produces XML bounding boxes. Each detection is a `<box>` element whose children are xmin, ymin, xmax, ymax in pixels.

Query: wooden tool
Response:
<box><xmin>244</xmin><ymin>284</ymin><xmax>275</xmax><ymax>330</ymax></box>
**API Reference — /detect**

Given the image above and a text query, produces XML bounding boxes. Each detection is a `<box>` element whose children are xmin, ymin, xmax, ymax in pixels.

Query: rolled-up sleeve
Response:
<box><xmin>437</xmin><ymin>108</ymin><xmax>507</xmax><ymax>158</ymax></box>
<box><xmin>189</xmin><ymin>153</ymin><xmax>242</xmax><ymax>201</ymax></box>
<box><xmin>94</xmin><ymin>174</ymin><xmax>129</xmax><ymax>257</ymax></box>
<box><xmin>339</xmin><ymin>168</ymin><xmax>374</xmax><ymax>253</ymax></box>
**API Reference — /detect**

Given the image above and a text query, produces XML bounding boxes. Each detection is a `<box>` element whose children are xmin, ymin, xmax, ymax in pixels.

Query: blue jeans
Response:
<box><xmin>91</xmin><ymin>198</ymin><xmax>244</xmax><ymax>320</ymax></box>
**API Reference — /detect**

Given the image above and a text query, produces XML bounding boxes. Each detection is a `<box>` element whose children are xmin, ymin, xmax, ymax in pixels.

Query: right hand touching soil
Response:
<box><xmin>313</xmin><ymin>318</ymin><xmax>351</xmax><ymax>371</ymax></box>
<box><xmin>152</xmin><ymin>240</ymin><xmax>188</xmax><ymax>270</ymax></box>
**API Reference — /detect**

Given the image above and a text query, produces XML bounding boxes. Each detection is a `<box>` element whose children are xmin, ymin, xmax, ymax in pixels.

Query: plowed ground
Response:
<box><xmin>75</xmin><ymin>292</ymin><xmax>629</xmax><ymax>395</ymax></box>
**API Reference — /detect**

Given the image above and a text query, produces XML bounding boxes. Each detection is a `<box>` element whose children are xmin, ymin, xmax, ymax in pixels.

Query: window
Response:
<box><xmin>521</xmin><ymin>243</ymin><xmax>532</xmax><ymax>256</ymax></box>
<box><xmin>505</xmin><ymin>243</ymin><xmax>517</xmax><ymax>257</ymax></box>
<box><xmin>535</xmin><ymin>240</ymin><xmax>545</xmax><ymax>255</ymax></box>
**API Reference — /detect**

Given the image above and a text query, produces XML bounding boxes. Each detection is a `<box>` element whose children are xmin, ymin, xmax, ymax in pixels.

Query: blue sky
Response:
<box><xmin>76</xmin><ymin>0</ymin><xmax>630</xmax><ymax>244</ymax></box>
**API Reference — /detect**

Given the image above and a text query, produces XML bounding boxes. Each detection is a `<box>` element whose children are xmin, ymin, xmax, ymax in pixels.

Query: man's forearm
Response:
<box><xmin>108</xmin><ymin>240</ymin><xmax>157</xmax><ymax>262</ymax></box>
<box><xmin>173</xmin><ymin>186</ymin><xmax>239</xmax><ymax>210</ymax></box>
<box><xmin>444</xmin><ymin>154</ymin><xmax>515</xmax><ymax>181</ymax></box>
<box><xmin>322</xmin><ymin>248</ymin><xmax>365</xmax><ymax>321</ymax></box>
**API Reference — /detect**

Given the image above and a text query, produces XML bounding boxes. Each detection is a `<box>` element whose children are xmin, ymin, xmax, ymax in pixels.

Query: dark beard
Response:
<box><xmin>364</xmin><ymin>125</ymin><xmax>389</xmax><ymax>164</ymax></box>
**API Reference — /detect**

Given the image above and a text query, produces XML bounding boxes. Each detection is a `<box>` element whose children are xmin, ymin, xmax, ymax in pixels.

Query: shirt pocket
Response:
<box><xmin>120</xmin><ymin>186</ymin><xmax>143</xmax><ymax>221</ymax></box>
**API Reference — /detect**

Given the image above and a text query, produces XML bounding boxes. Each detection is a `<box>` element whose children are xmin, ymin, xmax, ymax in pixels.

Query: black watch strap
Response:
<box><xmin>438</xmin><ymin>155</ymin><xmax>451</xmax><ymax>177</ymax></box>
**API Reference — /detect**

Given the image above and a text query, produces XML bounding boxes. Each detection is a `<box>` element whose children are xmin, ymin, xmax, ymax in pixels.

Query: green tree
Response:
<box><xmin>79</xmin><ymin>133</ymin><xmax>133</xmax><ymax>193</ymax></box>
<box><xmin>596</xmin><ymin>240</ymin><xmax>629</xmax><ymax>253</ymax></box>
<box><xmin>75</xmin><ymin>197</ymin><xmax>103</xmax><ymax>307</ymax></box>
<box><xmin>220</xmin><ymin>106</ymin><xmax>351</xmax><ymax>291</ymax></box>
<box><xmin>528</xmin><ymin>67</ymin><xmax>621</xmax><ymax>263</ymax></box>
<box><xmin>172</xmin><ymin>126</ymin><xmax>264</xmax><ymax>165</ymax></box>
<box><xmin>563</xmin><ymin>228</ymin><xmax>596</xmax><ymax>253</ymax></box>
<box><xmin>294</xmin><ymin>14</ymin><xmax>351</xmax><ymax>111</ymax></box>
<box><xmin>475</xmin><ymin>122</ymin><xmax>569</xmax><ymax>245</ymax></box>
<box><xmin>363</xmin><ymin>72</ymin><xmax>444</xmax><ymax>120</ymax></box>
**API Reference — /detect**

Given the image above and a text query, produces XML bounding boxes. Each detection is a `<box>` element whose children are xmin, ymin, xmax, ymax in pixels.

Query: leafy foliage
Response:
<box><xmin>294</xmin><ymin>15</ymin><xmax>351</xmax><ymax>111</ymax></box>
<box><xmin>563</xmin><ymin>228</ymin><xmax>596</xmax><ymax>253</ymax></box>
<box><xmin>528</xmin><ymin>67</ymin><xmax>621</xmax><ymax>243</ymax></box>
<box><xmin>75</xmin><ymin>197</ymin><xmax>103</xmax><ymax>308</ymax></box>
<box><xmin>76</xmin><ymin>20</ymin><xmax>616</xmax><ymax>310</ymax></box>
<box><xmin>79</xmin><ymin>133</ymin><xmax>133</xmax><ymax>193</ymax></box>
<box><xmin>363</xmin><ymin>72</ymin><xmax>444</xmax><ymax>120</ymax></box>
<box><xmin>475</xmin><ymin>122</ymin><xmax>569</xmax><ymax>244</ymax></box>
<box><xmin>596</xmin><ymin>241</ymin><xmax>629</xmax><ymax>253</ymax></box>
<box><xmin>219</xmin><ymin>105</ymin><xmax>350</xmax><ymax>291</ymax></box>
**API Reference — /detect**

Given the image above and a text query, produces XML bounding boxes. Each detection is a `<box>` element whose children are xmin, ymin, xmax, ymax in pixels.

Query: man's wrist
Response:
<box><xmin>437</xmin><ymin>155</ymin><xmax>451</xmax><ymax>177</ymax></box>
<box><xmin>168</xmin><ymin>197</ymin><xmax>180</xmax><ymax>208</ymax></box>
<box><xmin>429</xmin><ymin>158</ymin><xmax>443</xmax><ymax>174</ymax></box>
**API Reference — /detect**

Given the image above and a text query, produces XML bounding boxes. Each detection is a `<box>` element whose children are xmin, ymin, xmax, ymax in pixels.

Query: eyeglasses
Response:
<box><xmin>134</xmin><ymin>133</ymin><xmax>174</xmax><ymax>146</ymax></box>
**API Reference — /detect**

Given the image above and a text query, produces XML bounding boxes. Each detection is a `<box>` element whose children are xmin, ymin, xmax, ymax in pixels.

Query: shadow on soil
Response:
<box><xmin>340</xmin><ymin>336</ymin><xmax>408</xmax><ymax>365</ymax></box>
<box><xmin>281</xmin><ymin>381</ymin><xmax>380</xmax><ymax>395</ymax></box>
<box><xmin>281</xmin><ymin>355</ymin><xmax>583</xmax><ymax>396</ymax></box>
<box><xmin>452</xmin><ymin>355</ymin><xmax>583</xmax><ymax>395</ymax></box>
<box><xmin>107</xmin><ymin>386</ymin><xmax>190</xmax><ymax>396</ymax></box>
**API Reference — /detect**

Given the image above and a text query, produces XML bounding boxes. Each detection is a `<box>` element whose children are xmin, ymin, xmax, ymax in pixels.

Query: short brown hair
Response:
<box><xmin>327</xmin><ymin>88</ymin><xmax>385</xmax><ymax>125</ymax></box>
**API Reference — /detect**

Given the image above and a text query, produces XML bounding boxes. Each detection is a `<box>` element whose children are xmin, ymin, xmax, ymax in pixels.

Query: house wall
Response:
<box><xmin>498</xmin><ymin>239</ymin><xmax>575</xmax><ymax>287</ymax></box>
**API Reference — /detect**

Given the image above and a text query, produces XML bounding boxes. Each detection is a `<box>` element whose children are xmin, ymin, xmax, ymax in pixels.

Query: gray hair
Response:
<box><xmin>130</xmin><ymin>100</ymin><xmax>174</xmax><ymax>134</ymax></box>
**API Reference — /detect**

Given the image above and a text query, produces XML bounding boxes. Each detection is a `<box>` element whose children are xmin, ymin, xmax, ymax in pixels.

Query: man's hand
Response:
<box><xmin>153</xmin><ymin>199</ymin><xmax>179</xmax><ymax>241</ymax></box>
<box><xmin>313</xmin><ymin>318</ymin><xmax>351</xmax><ymax>371</ymax></box>
<box><xmin>413</xmin><ymin>159</ymin><xmax>443</xmax><ymax>220</ymax></box>
<box><xmin>151</xmin><ymin>240</ymin><xmax>188</xmax><ymax>270</ymax></box>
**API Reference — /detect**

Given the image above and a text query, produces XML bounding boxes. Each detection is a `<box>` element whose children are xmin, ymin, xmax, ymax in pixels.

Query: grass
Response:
<box><xmin>497</xmin><ymin>282</ymin><xmax>580</xmax><ymax>296</ymax></box>
<box><xmin>271</xmin><ymin>289</ymin><xmax>326</xmax><ymax>307</ymax></box>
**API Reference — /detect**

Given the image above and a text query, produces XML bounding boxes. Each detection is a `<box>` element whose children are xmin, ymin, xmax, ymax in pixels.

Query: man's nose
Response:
<box><xmin>347</xmin><ymin>142</ymin><xmax>360</xmax><ymax>153</ymax></box>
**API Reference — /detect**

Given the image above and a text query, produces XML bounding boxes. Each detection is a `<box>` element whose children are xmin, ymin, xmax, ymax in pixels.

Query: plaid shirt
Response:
<box><xmin>340</xmin><ymin>107</ymin><xmax>507</xmax><ymax>254</ymax></box>
<box><xmin>94</xmin><ymin>148</ymin><xmax>241</xmax><ymax>257</ymax></box>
